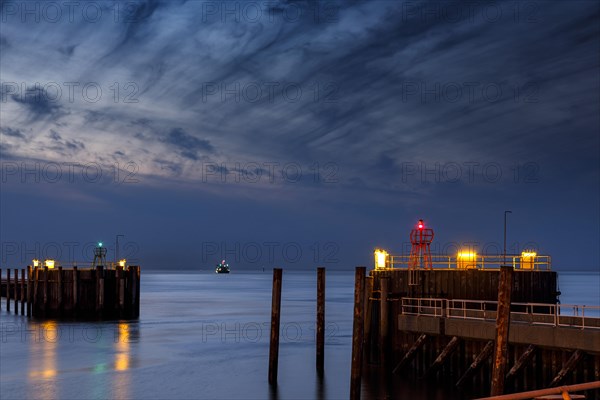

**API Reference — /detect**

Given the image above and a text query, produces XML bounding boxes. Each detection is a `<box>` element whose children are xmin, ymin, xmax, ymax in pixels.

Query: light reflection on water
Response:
<box><xmin>0</xmin><ymin>270</ymin><xmax>597</xmax><ymax>399</ymax></box>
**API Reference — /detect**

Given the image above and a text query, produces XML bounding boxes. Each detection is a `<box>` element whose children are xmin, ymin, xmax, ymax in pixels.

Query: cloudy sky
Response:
<box><xmin>0</xmin><ymin>0</ymin><xmax>598</xmax><ymax>270</ymax></box>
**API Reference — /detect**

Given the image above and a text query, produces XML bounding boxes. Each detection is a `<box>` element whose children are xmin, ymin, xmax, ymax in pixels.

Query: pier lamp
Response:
<box><xmin>32</xmin><ymin>259</ymin><xmax>40</xmax><ymax>267</ymax></box>
<box><xmin>374</xmin><ymin>249</ymin><xmax>389</xmax><ymax>270</ymax></box>
<box><xmin>44</xmin><ymin>259</ymin><xmax>55</xmax><ymax>269</ymax></box>
<box><xmin>457</xmin><ymin>251</ymin><xmax>477</xmax><ymax>269</ymax></box>
<box><xmin>118</xmin><ymin>259</ymin><xmax>127</xmax><ymax>268</ymax></box>
<box><xmin>520</xmin><ymin>251</ymin><xmax>537</xmax><ymax>270</ymax></box>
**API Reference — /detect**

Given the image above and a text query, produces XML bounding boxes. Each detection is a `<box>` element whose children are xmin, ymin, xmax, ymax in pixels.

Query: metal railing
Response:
<box><xmin>401</xmin><ymin>298</ymin><xmax>445</xmax><ymax>317</ymax></box>
<box><xmin>400</xmin><ymin>297</ymin><xmax>600</xmax><ymax>330</ymax></box>
<box><xmin>386</xmin><ymin>254</ymin><xmax>551</xmax><ymax>270</ymax></box>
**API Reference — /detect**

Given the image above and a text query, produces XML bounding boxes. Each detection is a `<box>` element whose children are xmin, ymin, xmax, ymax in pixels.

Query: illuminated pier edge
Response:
<box><xmin>371</xmin><ymin>251</ymin><xmax>551</xmax><ymax>270</ymax></box>
<box><xmin>373</xmin><ymin>220</ymin><xmax>550</xmax><ymax>271</ymax></box>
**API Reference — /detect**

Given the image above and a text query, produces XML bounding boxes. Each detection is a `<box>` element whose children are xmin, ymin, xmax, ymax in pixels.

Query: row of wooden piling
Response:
<box><xmin>268</xmin><ymin>267</ymin><xmax>327</xmax><ymax>385</ymax></box>
<box><xmin>0</xmin><ymin>265</ymin><xmax>140</xmax><ymax>319</ymax></box>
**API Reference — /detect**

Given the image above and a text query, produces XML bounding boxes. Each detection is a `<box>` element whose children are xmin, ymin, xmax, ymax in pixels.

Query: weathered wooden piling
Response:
<box><xmin>7</xmin><ymin>268</ymin><xmax>10</xmax><ymax>312</ymax></box>
<box><xmin>350</xmin><ymin>266</ymin><xmax>366</xmax><ymax>400</ymax></box>
<box><xmin>316</xmin><ymin>267</ymin><xmax>325</xmax><ymax>374</ymax></box>
<box><xmin>20</xmin><ymin>269</ymin><xmax>25</xmax><ymax>315</ymax></box>
<box><xmin>27</xmin><ymin>266</ymin><xmax>32</xmax><ymax>316</ymax></box>
<box><xmin>43</xmin><ymin>266</ymin><xmax>48</xmax><ymax>314</ymax></box>
<box><xmin>72</xmin><ymin>266</ymin><xmax>78</xmax><ymax>314</ymax></box>
<box><xmin>379</xmin><ymin>277</ymin><xmax>389</xmax><ymax>369</ymax></box>
<box><xmin>13</xmin><ymin>269</ymin><xmax>18</xmax><ymax>313</ymax></box>
<box><xmin>491</xmin><ymin>266</ymin><xmax>514</xmax><ymax>396</ymax></box>
<box><xmin>57</xmin><ymin>266</ymin><xmax>63</xmax><ymax>314</ymax></box>
<box><xmin>268</xmin><ymin>268</ymin><xmax>283</xmax><ymax>385</ymax></box>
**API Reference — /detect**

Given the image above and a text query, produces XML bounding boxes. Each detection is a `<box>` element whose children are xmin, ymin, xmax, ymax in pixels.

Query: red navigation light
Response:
<box><xmin>418</xmin><ymin>219</ymin><xmax>424</xmax><ymax>230</ymax></box>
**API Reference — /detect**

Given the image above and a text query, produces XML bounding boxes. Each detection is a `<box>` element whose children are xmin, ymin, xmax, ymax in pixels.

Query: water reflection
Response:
<box><xmin>113</xmin><ymin>322</ymin><xmax>138</xmax><ymax>399</ymax></box>
<box><xmin>28</xmin><ymin>321</ymin><xmax>59</xmax><ymax>399</ymax></box>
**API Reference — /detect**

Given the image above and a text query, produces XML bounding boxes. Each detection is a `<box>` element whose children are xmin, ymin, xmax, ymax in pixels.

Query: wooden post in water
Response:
<box><xmin>380</xmin><ymin>277</ymin><xmax>389</xmax><ymax>369</ymax></box>
<box><xmin>43</xmin><ymin>266</ymin><xmax>49</xmax><ymax>315</ymax></box>
<box><xmin>57</xmin><ymin>266</ymin><xmax>63</xmax><ymax>314</ymax></box>
<box><xmin>20</xmin><ymin>269</ymin><xmax>25</xmax><ymax>315</ymax></box>
<box><xmin>26</xmin><ymin>266</ymin><xmax>32</xmax><ymax>317</ymax></box>
<box><xmin>491</xmin><ymin>266</ymin><xmax>514</xmax><ymax>396</ymax></box>
<box><xmin>7</xmin><ymin>268</ymin><xmax>11</xmax><ymax>312</ymax></box>
<box><xmin>72</xmin><ymin>267</ymin><xmax>78</xmax><ymax>313</ymax></box>
<box><xmin>316</xmin><ymin>267</ymin><xmax>326</xmax><ymax>374</ymax></box>
<box><xmin>33</xmin><ymin>267</ymin><xmax>39</xmax><ymax>315</ymax></box>
<box><xmin>13</xmin><ymin>269</ymin><xmax>18</xmax><ymax>313</ymax></box>
<box><xmin>268</xmin><ymin>268</ymin><xmax>283</xmax><ymax>385</ymax></box>
<box><xmin>350</xmin><ymin>266</ymin><xmax>366</xmax><ymax>400</ymax></box>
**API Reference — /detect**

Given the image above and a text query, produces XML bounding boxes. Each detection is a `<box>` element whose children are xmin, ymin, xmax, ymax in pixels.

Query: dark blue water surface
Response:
<box><xmin>0</xmin><ymin>270</ymin><xmax>598</xmax><ymax>399</ymax></box>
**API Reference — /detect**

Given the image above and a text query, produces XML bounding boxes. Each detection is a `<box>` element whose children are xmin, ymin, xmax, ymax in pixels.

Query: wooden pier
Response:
<box><xmin>360</xmin><ymin>268</ymin><xmax>600</xmax><ymax>399</ymax></box>
<box><xmin>0</xmin><ymin>265</ymin><xmax>140</xmax><ymax>320</ymax></box>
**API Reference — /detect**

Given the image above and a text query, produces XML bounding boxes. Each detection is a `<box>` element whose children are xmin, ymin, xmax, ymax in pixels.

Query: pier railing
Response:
<box><xmin>401</xmin><ymin>298</ymin><xmax>600</xmax><ymax>330</ymax></box>
<box><xmin>387</xmin><ymin>254</ymin><xmax>551</xmax><ymax>270</ymax></box>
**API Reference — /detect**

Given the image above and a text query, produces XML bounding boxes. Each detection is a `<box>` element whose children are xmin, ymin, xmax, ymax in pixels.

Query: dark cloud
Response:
<box><xmin>11</xmin><ymin>86</ymin><xmax>67</xmax><ymax>122</ymax></box>
<box><xmin>163</xmin><ymin>127</ymin><xmax>215</xmax><ymax>160</ymax></box>
<box><xmin>58</xmin><ymin>44</ymin><xmax>77</xmax><ymax>57</ymax></box>
<box><xmin>0</xmin><ymin>126</ymin><xmax>26</xmax><ymax>139</ymax></box>
<box><xmin>47</xmin><ymin>129</ymin><xmax>85</xmax><ymax>153</ymax></box>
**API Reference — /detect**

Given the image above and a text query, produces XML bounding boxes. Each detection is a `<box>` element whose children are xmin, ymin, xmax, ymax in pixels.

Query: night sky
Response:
<box><xmin>0</xmin><ymin>0</ymin><xmax>598</xmax><ymax>271</ymax></box>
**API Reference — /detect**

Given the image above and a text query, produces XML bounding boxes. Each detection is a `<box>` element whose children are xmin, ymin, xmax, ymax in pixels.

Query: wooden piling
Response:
<box><xmin>350</xmin><ymin>266</ymin><xmax>366</xmax><ymax>400</ymax></box>
<box><xmin>20</xmin><ymin>269</ymin><xmax>25</xmax><ymax>315</ymax></box>
<box><xmin>268</xmin><ymin>268</ymin><xmax>283</xmax><ymax>385</ymax></box>
<box><xmin>33</xmin><ymin>267</ymin><xmax>39</xmax><ymax>310</ymax></box>
<box><xmin>72</xmin><ymin>267</ymin><xmax>78</xmax><ymax>313</ymax></box>
<box><xmin>491</xmin><ymin>266</ymin><xmax>514</xmax><ymax>396</ymax></box>
<box><xmin>13</xmin><ymin>269</ymin><xmax>18</xmax><ymax>313</ymax></box>
<box><xmin>380</xmin><ymin>277</ymin><xmax>389</xmax><ymax>369</ymax></box>
<box><xmin>27</xmin><ymin>266</ymin><xmax>32</xmax><ymax>316</ymax></box>
<box><xmin>57</xmin><ymin>266</ymin><xmax>63</xmax><ymax>313</ymax></box>
<box><xmin>43</xmin><ymin>266</ymin><xmax>49</xmax><ymax>314</ymax></box>
<box><xmin>7</xmin><ymin>268</ymin><xmax>10</xmax><ymax>312</ymax></box>
<box><xmin>316</xmin><ymin>267</ymin><xmax>325</xmax><ymax>374</ymax></box>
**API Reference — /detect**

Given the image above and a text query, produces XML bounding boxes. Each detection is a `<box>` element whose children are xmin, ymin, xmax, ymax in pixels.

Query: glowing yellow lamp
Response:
<box><xmin>118</xmin><ymin>259</ymin><xmax>126</xmax><ymax>268</ymax></box>
<box><xmin>44</xmin><ymin>259</ymin><xmax>55</xmax><ymax>269</ymax></box>
<box><xmin>32</xmin><ymin>259</ymin><xmax>40</xmax><ymax>267</ymax></box>
<box><xmin>521</xmin><ymin>251</ymin><xmax>537</xmax><ymax>269</ymax></box>
<box><xmin>457</xmin><ymin>251</ymin><xmax>477</xmax><ymax>269</ymax></box>
<box><xmin>374</xmin><ymin>249</ymin><xmax>389</xmax><ymax>269</ymax></box>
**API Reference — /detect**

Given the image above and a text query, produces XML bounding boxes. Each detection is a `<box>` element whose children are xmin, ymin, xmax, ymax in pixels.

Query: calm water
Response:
<box><xmin>0</xmin><ymin>270</ymin><xmax>598</xmax><ymax>400</ymax></box>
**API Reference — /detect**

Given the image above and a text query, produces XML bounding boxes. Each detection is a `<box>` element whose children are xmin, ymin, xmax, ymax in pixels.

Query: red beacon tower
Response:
<box><xmin>409</xmin><ymin>219</ymin><xmax>434</xmax><ymax>270</ymax></box>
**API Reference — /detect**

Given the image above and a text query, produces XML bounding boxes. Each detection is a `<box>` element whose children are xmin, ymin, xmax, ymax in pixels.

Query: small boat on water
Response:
<box><xmin>215</xmin><ymin>260</ymin><xmax>230</xmax><ymax>274</ymax></box>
